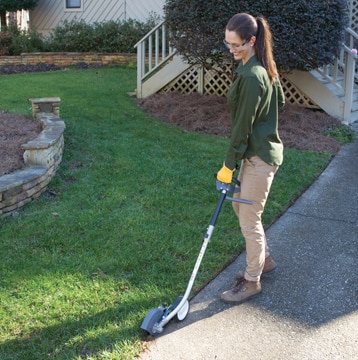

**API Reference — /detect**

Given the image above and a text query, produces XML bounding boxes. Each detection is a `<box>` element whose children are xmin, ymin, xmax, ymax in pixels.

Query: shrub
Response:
<box><xmin>46</xmin><ymin>15</ymin><xmax>160</xmax><ymax>53</ymax></box>
<box><xmin>0</xmin><ymin>30</ymin><xmax>11</xmax><ymax>55</ymax></box>
<box><xmin>45</xmin><ymin>19</ymin><xmax>96</xmax><ymax>52</ymax></box>
<box><xmin>0</xmin><ymin>25</ymin><xmax>44</xmax><ymax>55</ymax></box>
<box><xmin>96</xmin><ymin>13</ymin><xmax>159</xmax><ymax>53</ymax></box>
<box><xmin>92</xmin><ymin>18</ymin><xmax>157</xmax><ymax>53</ymax></box>
<box><xmin>268</xmin><ymin>0</ymin><xmax>349</xmax><ymax>71</ymax></box>
<box><xmin>7</xmin><ymin>25</ymin><xmax>45</xmax><ymax>54</ymax></box>
<box><xmin>0</xmin><ymin>15</ymin><xmax>160</xmax><ymax>55</ymax></box>
<box><xmin>164</xmin><ymin>0</ymin><xmax>349</xmax><ymax>71</ymax></box>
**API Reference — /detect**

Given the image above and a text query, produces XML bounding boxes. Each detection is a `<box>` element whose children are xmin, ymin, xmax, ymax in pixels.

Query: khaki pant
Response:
<box><xmin>233</xmin><ymin>156</ymin><xmax>278</xmax><ymax>282</ymax></box>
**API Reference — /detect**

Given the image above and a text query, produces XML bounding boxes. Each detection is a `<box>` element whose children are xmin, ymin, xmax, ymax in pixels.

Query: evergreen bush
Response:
<box><xmin>92</xmin><ymin>18</ymin><xmax>157</xmax><ymax>53</ymax></box>
<box><xmin>0</xmin><ymin>15</ymin><xmax>160</xmax><ymax>55</ymax></box>
<box><xmin>0</xmin><ymin>30</ymin><xmax>11</xmax><ymax>55</ymax></box>
<box><xmin>164</xmin><ymin>0</ymin><xmax>349</xmax><ymax>71</ymax></box>
<box><xmin>45</xmin><ymin>19</ymin><xmax>95</xmax><ymax>52</ymax></box>
<box><xmin>7</xmin><ymin>25</ymin><xmax>44</xmax><ymax>54</ymax></box>
<box><xmin>0</xmin><ymin>25</ymin><xmax>44</xmax><ymax>55</ymax></box>
<box><xmin>46</xmin><ymin>16</ymin><xmax>158</xmax><ymax>53</ymax></box>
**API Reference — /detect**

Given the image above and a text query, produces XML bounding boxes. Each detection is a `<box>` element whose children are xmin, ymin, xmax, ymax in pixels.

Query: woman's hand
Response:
<box><xmin>216</xmin><ymin>163</ymin><xmax>235</xmax><ymax>183</ymax></box>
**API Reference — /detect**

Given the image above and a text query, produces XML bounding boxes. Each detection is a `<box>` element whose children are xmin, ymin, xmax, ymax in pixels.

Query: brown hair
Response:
<box><xmin>226</xmin><ymin>13</ymin><xmax>278</xmax><ymax>83</ymax></box>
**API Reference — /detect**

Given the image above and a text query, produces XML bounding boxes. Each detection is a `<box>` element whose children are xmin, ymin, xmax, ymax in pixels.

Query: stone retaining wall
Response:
<box><xmin>0</xmin><ymin>98</ymin><xmax>65</xmax><ymax>218</ymax></box>
<box><xmin>0</xmin><ymin>52</ymin><xmax>136</xmax><ymax>67</ymax></box>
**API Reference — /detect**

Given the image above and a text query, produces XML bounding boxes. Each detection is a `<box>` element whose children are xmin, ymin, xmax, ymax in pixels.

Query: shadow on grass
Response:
<box><xmin>0</xmin><ymin>301</ymin><xmax>150</xmax><ymax>359</ymax></box>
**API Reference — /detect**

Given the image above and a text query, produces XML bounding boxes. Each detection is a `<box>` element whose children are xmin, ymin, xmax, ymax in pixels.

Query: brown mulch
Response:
<box><xmin>1</xmin><ymin>91</ymin><xmax>342</xmax><ymax>177</ymax></box>
<box><xmin>138</xmin><ymin>92</ymin><xmax>341</xmax><ymax>153</ymax></box>
<box><xmin>0</xmin><ymin>112</ymin><xmax>42</xmax><ymax>177</ymax></box>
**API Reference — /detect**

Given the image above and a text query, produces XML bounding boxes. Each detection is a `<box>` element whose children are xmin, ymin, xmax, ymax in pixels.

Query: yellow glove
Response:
<box><xmin>216</xmin><ymin>163</ymin><xmax>235</xmax><ymax>184</ymax></box>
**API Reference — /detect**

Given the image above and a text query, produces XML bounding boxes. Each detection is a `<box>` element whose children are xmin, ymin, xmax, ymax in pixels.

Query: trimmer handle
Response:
<box><xmin>215</xmin><ymin>178</ymin><xmax>240</xmax><ymax>194</ymax></box>
<box><xmin>214</xmin><ymin>173</ymin><xmax>240</xmax><ymax>191</ymax></box>
<box><xmin>215</xmin><ymin>179</ymin><xmax>253</xmax><ymax>205</ymax></box>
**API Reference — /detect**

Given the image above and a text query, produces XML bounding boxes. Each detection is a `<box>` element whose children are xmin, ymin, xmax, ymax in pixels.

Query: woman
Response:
<box><xmin>216</xmin><ymin>13</ymin><xmax>285</xmax><ymax>303</ymax></box>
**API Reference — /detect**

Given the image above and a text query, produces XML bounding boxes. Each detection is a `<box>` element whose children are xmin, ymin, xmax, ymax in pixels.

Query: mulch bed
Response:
<box><xmin>137</xmin><ymin>92</ymin><xmax>341</xmax><ymax>152</ymax></box>
<box><xmin>0</xmin><ymin>112</ymin><xmax>42</xmax><ymax>177</ymax></box>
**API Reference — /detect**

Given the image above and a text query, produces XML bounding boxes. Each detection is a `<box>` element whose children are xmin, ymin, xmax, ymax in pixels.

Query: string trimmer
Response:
<box><xmin>141</xmin><ymin>178</ymin><xmax>252</xmax><ymax>336</ymax></box>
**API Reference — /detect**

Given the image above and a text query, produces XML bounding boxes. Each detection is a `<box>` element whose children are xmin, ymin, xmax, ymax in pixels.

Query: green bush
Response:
<box><xmin>92</xmin><ymin>18</ymin><xmax>158</xmax><ymax>53</ymax></box>
<box><xmin>45</xmin><ymin>19</ymin><xmax>96</xmax><ymax>52</ymax></box>
<box><xmin>0</xmin><ymin>15</ymin><xmax>160</xmax><ymax>55</ymax></box>
<box><xmin>164</xmin><ymin>0</ymin><xmax>349</xmax><ymax>71</ymax></box>
<box><xmin>0</xmin><ymin>25</ymin><xmax>44</xmax><ymax>55</ymax></box>
<box><xmin>46</xmin><ymin>16</ymin><xmax>159</xmax><ymax>53</ymax></box>
<box><xmin>0</xmin><ymin>30</ymin><xmax>11</xmax><ymax>55</ymax></box>
<box><xmin>7</xmin><ymin>25</ymin><xmax>45</xmax><ymax>54</ymax></box>
<box><xmin>268</xmin><ymin>0</ymin><xmax>349</xmax><ymax>71</ymax></box>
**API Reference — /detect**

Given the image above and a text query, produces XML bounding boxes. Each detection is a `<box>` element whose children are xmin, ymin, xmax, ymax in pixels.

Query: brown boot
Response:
<box><xmin>262</xmin><ymin>255</ymin><xmax>277</xmax><ymax>273</ymax></box>
<box><xmin>221</xmin><ymin>278</ymin><xmax>261</xmax><ymax>304</ymax></box>
<box><xmin>236</xmin><ymin>255</ymin><xmax>277</xmax><ymax>280</ymax></box>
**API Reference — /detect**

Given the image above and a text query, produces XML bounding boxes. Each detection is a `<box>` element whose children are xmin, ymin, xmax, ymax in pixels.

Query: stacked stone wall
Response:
<box><xmin>0</xmin><ymin>52</ymin><xmax>136</xmax><ymax>67</ymax></box>
<box><xmin>0</xmin><ymin>98</ymin><xmax>65</xmax><ymax>217</ymax></box>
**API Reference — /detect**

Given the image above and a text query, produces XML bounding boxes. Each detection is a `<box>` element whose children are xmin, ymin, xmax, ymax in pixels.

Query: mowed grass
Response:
<box><xmin>0</xmin><ymin>66</ymin><xmax>332</xmax><ymax>359</ymax></box>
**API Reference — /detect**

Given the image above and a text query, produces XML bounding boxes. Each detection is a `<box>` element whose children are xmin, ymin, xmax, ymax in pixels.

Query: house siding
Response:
<box><xmin>30</xmin><ymin>0</ymin><xmax>165</xmax><ymax>35</ymax></box>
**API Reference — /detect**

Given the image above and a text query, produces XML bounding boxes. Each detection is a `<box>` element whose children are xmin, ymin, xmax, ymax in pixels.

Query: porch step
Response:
<box><xmin>140</xmin><ymin>54</ymin><xmax>191</xmax><ymax>98</ymax></box>
<box><xmin>285</xmin><ymin>70</ymin><xmax>358</xmax><ymax>123</ymax></box>
<box><xmin>349</xmin><ymin>106</ymin><xmax>358</xmax><ymax>123</ymax></box>
<box><xmin>285</xmin><ymin>70</ymin><xmax>344</xmax><ymax>120</ymax></box>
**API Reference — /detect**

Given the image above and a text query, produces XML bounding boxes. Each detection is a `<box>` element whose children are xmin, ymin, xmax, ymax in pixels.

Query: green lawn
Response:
<box><xmin>0</xmin><ymin>66</ymin><xmax>332</xmax><ymax>359</ymax></box>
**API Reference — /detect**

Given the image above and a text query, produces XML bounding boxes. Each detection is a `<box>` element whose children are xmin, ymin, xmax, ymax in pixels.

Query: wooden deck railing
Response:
<box><xmin>134</xmin><ymin>20</ymin><xmax>176</xmax><ymax>98</ymax></box>
<box><xmin>316</xmin><ymin>27</ymin><xmax>358</xmax><ymax>122</ymax></box>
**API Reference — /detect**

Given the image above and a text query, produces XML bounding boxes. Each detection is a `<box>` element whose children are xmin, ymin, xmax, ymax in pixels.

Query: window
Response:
<box><xmin>66</xmin><ymin>0</ymin><xmax>81</xmax><ymax>9</ymax></box>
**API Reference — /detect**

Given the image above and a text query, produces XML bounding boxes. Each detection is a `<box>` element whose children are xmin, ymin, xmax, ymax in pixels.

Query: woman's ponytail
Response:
<box><xmin>254</xmin><ymin>16</ymin><xmax>278</xmax><ymax>83</ymax></box>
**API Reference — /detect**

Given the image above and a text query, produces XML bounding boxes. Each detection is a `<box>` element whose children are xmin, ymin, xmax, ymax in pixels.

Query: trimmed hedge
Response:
<box><xmin>164</xmin><ymin>0</ymin><xmax>349</xmax><ymax>71</ymax></box>
<box><xmin>0</xmin><ymin>16</ymin><xmax>160</xmax><ymax>55</ymax></box>
<box><xmin>1</xmin><ymin>24</ymin><xmax>44</xmax><ymax>55</ymax></box>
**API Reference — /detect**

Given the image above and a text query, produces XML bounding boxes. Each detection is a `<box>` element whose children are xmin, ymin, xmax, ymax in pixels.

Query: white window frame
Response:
<box><xmin>65</xmin><ymin>0</ymin><xmax>82</xmax><ymax>11</ymax></box>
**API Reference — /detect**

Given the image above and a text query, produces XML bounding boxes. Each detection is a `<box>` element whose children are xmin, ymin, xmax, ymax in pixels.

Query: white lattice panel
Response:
<box><xmin>160</xmin><ymin>64</ymin><xmax>319</xmax><ymax>109</ymax></box>
<box><xmin>203</xmin><ymin>64</ymin><xmax>232</xmax><ymax>96</ymax></box>
<box><xmin>161</xmin><ymin>66</ymin><xmax>199</xmax><ymax>94</ymax></box>
<box><xmin>280</xmin><ymin>76</ymin><xmax>319</xmax><ymax>108</ymax></box>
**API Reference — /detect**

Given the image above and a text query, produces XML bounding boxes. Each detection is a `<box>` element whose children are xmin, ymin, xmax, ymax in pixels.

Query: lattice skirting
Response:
<box><xmin>280</xmin><ymin>76</ymin><xmax>319</xmax><ymax>108</ymax></box>
<box><xmin>160</xmin><ymin>64</ymin><xmax>319</xmax><ymax>109</ymax></box>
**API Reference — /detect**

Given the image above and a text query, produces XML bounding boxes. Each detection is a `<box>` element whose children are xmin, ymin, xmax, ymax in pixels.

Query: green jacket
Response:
<box><xmin>225</xmin><ymin>55</ymin><xmax>284</xmax><ymax>169</ymax></box>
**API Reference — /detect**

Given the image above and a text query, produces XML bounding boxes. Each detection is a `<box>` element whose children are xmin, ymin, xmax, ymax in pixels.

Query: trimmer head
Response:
<box><xmin>141</xmin><ymin>296</ymin><xmax>190</xmax><ymax>336</ymax></box>
<box><xmin>140</xmin><ymin>307</ymin><xmax>166</xmax><ymax>336</ymax></box>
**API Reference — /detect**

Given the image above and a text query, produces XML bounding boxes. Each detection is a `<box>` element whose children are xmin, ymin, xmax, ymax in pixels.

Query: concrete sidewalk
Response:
<box><xmin>140</xmin><ymin>123</ymin><xmax>358</xmax><ymax>360</ymax></box>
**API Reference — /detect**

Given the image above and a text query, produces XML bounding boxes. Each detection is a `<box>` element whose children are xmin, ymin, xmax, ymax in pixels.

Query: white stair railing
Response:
<box><xmin>342</xmin><ymin>42</ymin><xmax>358</xmax><ymax>121</ymax></box>
<box><xmin>316</xmin><ymin>27</ymin><xmax>358</xmax><ymax>122</ymax></box>
<box><xmin>134</xmin><ymin>20</ymin><xmax>176</xmax><ymax>98</ymax></box>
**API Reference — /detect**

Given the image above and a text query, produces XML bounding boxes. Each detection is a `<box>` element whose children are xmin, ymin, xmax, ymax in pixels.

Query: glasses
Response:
<box><xmin>223</xmin><ymin>39</ymin><xmax>249</xmax><ymax>51</ymax></box>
